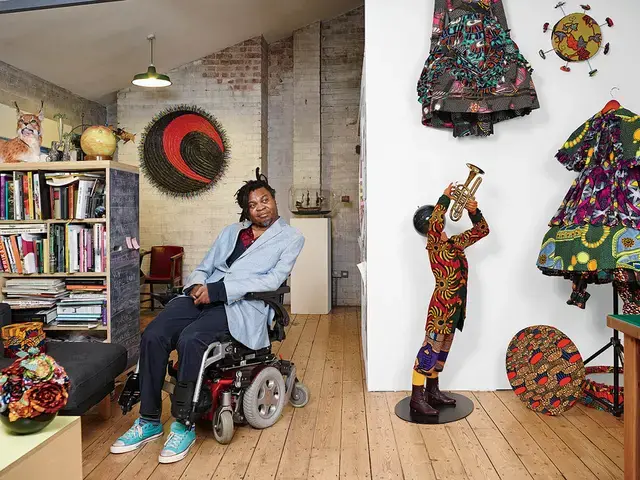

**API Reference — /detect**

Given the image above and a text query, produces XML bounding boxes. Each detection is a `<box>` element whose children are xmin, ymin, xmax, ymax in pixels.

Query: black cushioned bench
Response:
<box><xmin>0</xmin><ymin>303</ymin><xmax>128</xmax><ymax>416</ymax></box>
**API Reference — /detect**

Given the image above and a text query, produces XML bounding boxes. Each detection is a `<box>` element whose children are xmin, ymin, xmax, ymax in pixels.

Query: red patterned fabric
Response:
<box><xmin>239</xmin><ymin>227</ymin><xmax>256</xmax><ymax>248</ymax></box>
<box><xmin>425</xmin><ymin>195</ymin><xmax>489</xmax><ymax>334</ymax></box>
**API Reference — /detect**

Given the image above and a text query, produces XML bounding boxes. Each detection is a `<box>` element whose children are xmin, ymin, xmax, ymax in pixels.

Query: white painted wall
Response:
<box><xmin>364</xmin><ymin>0</ymin><xmax>639</xmax><ymax>391</ymax></box>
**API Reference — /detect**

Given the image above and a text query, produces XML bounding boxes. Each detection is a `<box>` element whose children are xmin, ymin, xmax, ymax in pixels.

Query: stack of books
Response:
<box><xmin>0</xmin><ymin>171</ymin><xmax>105</xmax><ymax>221</ymax></box>
<box><xmin>2</xmin><ymin>278</ymin><xmax>68</xmax><ymax>324</ymax></box>
<box><xmin>53</xmin><ymin>279</ymin><xmax>107</xmax><ymax>327</ymax></box>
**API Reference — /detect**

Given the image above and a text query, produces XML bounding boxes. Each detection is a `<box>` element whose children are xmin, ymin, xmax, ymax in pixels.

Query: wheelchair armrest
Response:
<box><xmin>244</xmin><ymin>286</ymin><xmax>290</xmax><ymax>301</ymax></box>
<box><xmin>244</xmin><ymin>286</ymin><xmax>291</xmax><ymax>328</ymax></box>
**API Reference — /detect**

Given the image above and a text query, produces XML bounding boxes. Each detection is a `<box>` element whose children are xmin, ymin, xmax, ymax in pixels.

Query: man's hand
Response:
<box><xmin>189</xmin><ymin>284</ymin><xmax>204</xmax><ymax>299</ymax></box>
<box><xmin>466</xmin><ymin>198</ymin><xmax>478</xmax><ymax>214</ymax></box>
<box><xmin>444</xmin><ymin>183</ymin><xmax>454</xmax><ymax>199</ymax></box>
<box><xmin>193</xmin><ymin>285</ymin><xmax>211</xmax><ymax>306</ymax></box>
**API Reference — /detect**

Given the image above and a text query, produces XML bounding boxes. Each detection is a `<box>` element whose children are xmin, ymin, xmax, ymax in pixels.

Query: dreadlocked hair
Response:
<box><xmin>235</xmin><ymin>167</ymin><xmax>277</xmax><ymax>222</ymax></box>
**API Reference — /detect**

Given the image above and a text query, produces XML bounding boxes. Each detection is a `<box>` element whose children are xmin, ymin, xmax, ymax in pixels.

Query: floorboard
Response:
<box><xmin>78</xmin><ymin>307</ymin><xmax>625</xmax><ymax>480</ymax></box>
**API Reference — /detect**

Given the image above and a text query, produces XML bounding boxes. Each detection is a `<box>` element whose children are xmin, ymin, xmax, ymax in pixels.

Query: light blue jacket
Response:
<box><xmin>183</xmin><ymin>217</ymin><xmax>305</xmax><ymax>350</ymax></box>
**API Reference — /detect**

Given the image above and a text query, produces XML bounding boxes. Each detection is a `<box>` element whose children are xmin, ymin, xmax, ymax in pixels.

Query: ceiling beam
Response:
<box><xmin>0</xmin><ymin>0</ymin><xmax>125</xmax><ymax>14</ymax></box>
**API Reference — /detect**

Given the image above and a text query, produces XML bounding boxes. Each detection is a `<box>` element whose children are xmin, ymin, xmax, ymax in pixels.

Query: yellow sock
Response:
<box><xmin>412</xmin><ymin>370</ymin><xmax>427</xmax><ymax>386</ymax></box>
<box><xmin>426</xmin><ymin>371</ymin><xmax>439</xmax><ymax>379</ymax></box>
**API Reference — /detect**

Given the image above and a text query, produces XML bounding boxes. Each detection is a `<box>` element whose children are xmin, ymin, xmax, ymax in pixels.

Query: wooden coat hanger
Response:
<box><xmin>601</xmin><ymin>86</ymin><xmax>621</xmax><ymax>114</ymax></box>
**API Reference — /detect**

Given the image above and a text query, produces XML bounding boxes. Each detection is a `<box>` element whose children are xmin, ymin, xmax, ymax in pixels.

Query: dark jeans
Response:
<box><xmin>139</xmin><ymin>296</ymin><xmax>229</xmax><ymax>418</ymax></box>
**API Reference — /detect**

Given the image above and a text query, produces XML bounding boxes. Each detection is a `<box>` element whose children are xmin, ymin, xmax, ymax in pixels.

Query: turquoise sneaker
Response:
<box><xmin>158</xmin><ymin>421</ymin><xmax>196</xmax><ymax>464</ymax></box>
<box><xmin>110</xmin><ymin>418</ymin><xmax>163</xmax><ymax>454</ymax></box>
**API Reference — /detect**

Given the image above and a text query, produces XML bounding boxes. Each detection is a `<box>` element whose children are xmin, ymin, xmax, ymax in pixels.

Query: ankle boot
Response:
<box><xmin>409</xmin><ymin>385</ymin><xmax>438</xmax><ymax>416</ymax></box>
<box><xmin>426</xmin><ymin>377</ymin><xmax>456</xmax><ymax>406</ymax></box>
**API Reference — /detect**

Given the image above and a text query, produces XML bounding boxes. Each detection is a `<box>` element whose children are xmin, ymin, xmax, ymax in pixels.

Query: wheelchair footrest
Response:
<box><xmin>163</xmin><ymin>380</ymin><xmax>176</xmax><ymax>395</ymax></box>
<box><xmin>171</xmin><ymin>381</ymin><xmax>196</xmax><ymax>423</ymax></box>
<box><xmin>118</xmin><ymin>372</ymin><xmax>141</xmax><ymax>415</ymax></box>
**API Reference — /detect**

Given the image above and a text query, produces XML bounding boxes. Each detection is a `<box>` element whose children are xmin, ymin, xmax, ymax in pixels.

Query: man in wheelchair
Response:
<box><xmin>110</xmin><ymin>170</ymin><xmax>306</xmax><ymax>464</ymax></box>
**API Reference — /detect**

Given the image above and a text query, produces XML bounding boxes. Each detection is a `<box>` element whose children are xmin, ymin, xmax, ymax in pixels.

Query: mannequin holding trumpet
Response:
<box><xmin>410</xmin><ymin>177</ymin><xmax>490</xmax><ymax>416</ymax></box>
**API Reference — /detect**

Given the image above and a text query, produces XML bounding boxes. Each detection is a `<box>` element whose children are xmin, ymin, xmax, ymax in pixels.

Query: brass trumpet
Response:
<box><xmin>449</xmin><ymin>163</ymin><xmax>484</xmax><ymax>222</ymax></box>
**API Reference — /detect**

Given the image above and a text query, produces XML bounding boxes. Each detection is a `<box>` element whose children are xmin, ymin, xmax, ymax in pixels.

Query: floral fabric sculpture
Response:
<box><xmin>536</xmin><ymin>106</ymin><xmax>640</xmax><ymax>310</ymax></box>
<box><xmin>417</xmin><ymin>0</ymin><xmax>539</xmax><ymax>137</ymax></box>
<box><xmin>0</xmin><ymin>348</ymin><xmax>70</xmax><ymax>422</ymax></box>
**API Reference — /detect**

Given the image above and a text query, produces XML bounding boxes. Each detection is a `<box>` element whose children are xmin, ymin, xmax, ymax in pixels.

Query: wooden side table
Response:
<box><xmin>0</xmin><ymin>415</ymin><xmax>82</xmax><ymax>480</ymax></box>
<box><xmin>607</xmin><ymin>314</ymin><xmax>640</xmax><ymax>480</ymax></box>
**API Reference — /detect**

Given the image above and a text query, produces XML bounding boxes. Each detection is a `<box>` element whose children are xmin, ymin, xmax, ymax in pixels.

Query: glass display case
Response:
<box><xmin>289</xmin><ymin>185</ymin><xmax>334</xmax><ymax>216</ymax></box>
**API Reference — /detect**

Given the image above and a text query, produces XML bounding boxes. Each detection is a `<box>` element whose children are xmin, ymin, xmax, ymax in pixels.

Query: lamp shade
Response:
<box><xmin>132</xmin><ymin>34</ymin><xmax>171</xmax><ymax>88</ymax></box>
<box><xmin>132</xmin><ymin>65</ymin><xmax>171</xmax><ymax>87</ymax></box>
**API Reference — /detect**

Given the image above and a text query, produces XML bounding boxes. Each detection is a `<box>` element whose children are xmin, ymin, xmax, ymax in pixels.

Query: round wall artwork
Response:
<box><xmin>139</xmin><ymin>105</ymin><xmax>230</xmax><ymax>197</ymax></box>
<box><xmin>538</xmin><ymin>2</ymin><xmax>613</xmax><ymax>77</ymax></box>
<box><xmin>506</xmin><ymin>325</ymin><xmax>585</xmax><ymax>415</ymax></box>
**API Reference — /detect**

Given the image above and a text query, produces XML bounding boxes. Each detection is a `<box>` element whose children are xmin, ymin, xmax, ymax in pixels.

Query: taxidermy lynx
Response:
<box><xmin>0</xmin><ymin>101</ymin><xmax>44</xmax><ymax>163</ymax></box>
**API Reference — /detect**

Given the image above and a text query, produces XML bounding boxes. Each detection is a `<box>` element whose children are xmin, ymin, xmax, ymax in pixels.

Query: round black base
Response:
<box><xmin>394</xmin><ymin>393</ymin><xmax>474</xmax><ymax>425</ymax></box>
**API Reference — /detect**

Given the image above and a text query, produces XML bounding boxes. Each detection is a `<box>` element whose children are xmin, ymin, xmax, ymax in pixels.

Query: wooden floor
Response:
<box><xmin>80</xmin><ymin>307</ymin><xmax>625</xmax><ymax>479</ymax></box>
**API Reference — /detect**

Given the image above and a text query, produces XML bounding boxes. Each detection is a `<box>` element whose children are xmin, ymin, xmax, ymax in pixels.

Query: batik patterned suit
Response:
<box><xmin>414</xmin><ymin>194</ymin><xmax>489</xmax><ymax>376</ymax></box>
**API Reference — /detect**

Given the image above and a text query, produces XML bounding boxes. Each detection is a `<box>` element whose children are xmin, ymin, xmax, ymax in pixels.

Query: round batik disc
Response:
<box><xmin>506</xmin><ymin>325</ymin><xmax>585</xmax><ymax>415</ymax></box>
<box><xmin>551</xmin><ymin>13</ymin><xmax>602</xmax><ymax>63</ymax></box>
<box><xmin>139</xmin><ymin>105</ymin><xmax>230</xmax><ymax>197</ymax></box>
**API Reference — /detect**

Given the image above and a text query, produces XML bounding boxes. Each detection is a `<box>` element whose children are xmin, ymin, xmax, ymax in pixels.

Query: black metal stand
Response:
<box><xmin>582</xmin><ymin>284</ymin><xmax>624</xmax><ymax>417</ymax></box>
<box><xmin>395</xmin><ymin>393</ymin><xmax>474</xmax><ymax>425</ymax></box>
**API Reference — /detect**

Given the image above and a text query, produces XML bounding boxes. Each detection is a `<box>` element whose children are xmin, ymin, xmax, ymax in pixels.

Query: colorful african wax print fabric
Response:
<box><xmin>423</xmin><ymin>195</ymin><xmax>489</xmax><ymax>335</ymax></box>
<box><xmin>414</xmin><ymin>331</ymin><xmax>455</xmax><ymax>376</ymax></box>
<box><xmin>1</xmin><ymin>322</ymin><xmax>46</xmax><ymax>359</ymax></box>
<box><xmin>537</xmin><ymin>107</ymin><xmax>640</xmax><ymax>307</ymax></box>
<box><xmin>417</xmin><ymin>0</ymin><xmax>539</xmax><ymax>137</ymax></box>
<box><xmin>506</xmin><ymin>325</ymin><xmax>585</xmax><ymax>416</ymax></box>
<box><xmin>412</xmin><ymin>194</ymin><xmax>488</xmax><ymax>377</ymax></box>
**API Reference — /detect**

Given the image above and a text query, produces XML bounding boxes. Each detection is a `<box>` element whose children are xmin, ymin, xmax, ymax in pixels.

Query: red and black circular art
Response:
<box><xmin>139</xmin><ymin>105</ymin><xmax>230</xmax><ymax>197</ymax></box>
<box><xmin>506</xmin><ymin>325</ymin><xmax>585</xmax><ymax>416</ymax></box>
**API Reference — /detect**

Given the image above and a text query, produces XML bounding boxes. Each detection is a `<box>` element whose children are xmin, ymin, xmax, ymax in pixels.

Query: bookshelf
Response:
<box><xmin>0</xmin><ymin>161</ymin><xmax>140</xmax><ymax>368</ymax></box>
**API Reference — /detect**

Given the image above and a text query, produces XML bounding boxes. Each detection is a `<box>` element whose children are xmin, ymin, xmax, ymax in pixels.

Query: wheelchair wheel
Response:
<box><xmin>213</xmin><ymin>410</ymin><xmax>234</xmax><ymax>444</ymax></box>
<box><xmin>243</xmin><ymin>367</ymin><xmax>286</xmax><ymax>429</ymax></box>
<box><xmin>289</xmin><ymin>381</ymin><xmax>310</xmax><ymax>408</ymax></box>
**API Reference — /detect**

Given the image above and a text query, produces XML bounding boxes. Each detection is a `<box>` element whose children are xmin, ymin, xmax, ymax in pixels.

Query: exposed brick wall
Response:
<box><xmin>0</xmin><ymin>60</ymin><xmax>105</xmax><ymax>126</ymax></box>
<box><xmin>268</xmin><ymin>37</ymin><xmax>294</xmax><ymax>225</ymax></box>
<box><xmin>201</xmin><ymin>38</ymin><xmax>264</xmax><ymax>90</ymax></box>
<box><xmin>266</xmin><ymin>8</ymin><xmax>364</xmax><ymax>306</ymax></box>
<box><xmin>114</xmin><ymin>7</ymin><xmax>364</xmax><ymax>306</ymax></box>
<box><xmin>106</xmin><ymin>103</ymin><xmax>118</xmax><ymax>160</ymax></box>
<box><xmin>293</xmin><ymin>22</ymin><xmax>322</xmax><ymax>186</ymax></box>
<box><xmin>321</xmin><ymin>6</ymin><xmax>364</xmax><ymax>306</ymax></box>
<box><xmin>261</xmin><ymin>37</ymin><xmax>269</xmax><ymax>176</ymax></box>
<box><xmin>106</xmin><ymin>103</ymin><xmax>117</xmax><ymax>127</ymax></box>
<box><xmin>116</xmin><ymin>37</ymin><xmax>268</xmax><ymax>279</ymax></box>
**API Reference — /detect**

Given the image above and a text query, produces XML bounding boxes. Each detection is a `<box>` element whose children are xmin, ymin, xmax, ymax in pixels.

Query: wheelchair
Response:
<box><xmin>117</xmin><ymin>285</ymin><xmax>310</xmax><ymax>444</ymax></box>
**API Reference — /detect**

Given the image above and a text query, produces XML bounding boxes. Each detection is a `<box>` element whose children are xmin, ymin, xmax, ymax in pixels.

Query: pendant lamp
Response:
<box><xmin>132</xmin><ymin>34</ymin><xmax>171</xmax><ymax>88</ymax></box>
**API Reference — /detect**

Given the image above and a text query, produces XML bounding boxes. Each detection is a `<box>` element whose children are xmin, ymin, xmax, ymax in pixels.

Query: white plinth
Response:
<box><xmin>290</xmin><ymin>217</ymin><xmax>331</xmax><ymax>314</ymax></box>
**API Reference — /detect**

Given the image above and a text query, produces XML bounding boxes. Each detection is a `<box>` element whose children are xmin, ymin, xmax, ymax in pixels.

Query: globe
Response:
<box><xmin>80</xmin><ymin>125</ymin><xmax>117</xmax><ymax>160</ymax></box>
<box><xmin>413</xmin><ymin>205</ymin><xmax>435</xmax><ymax>236</ymax></box>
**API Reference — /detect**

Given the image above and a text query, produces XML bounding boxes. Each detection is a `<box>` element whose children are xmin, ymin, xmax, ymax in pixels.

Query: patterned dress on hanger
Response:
<box><xmin>417</xmin><ymin>0</ymin><xmax>539</xmax><ymax>137</ymax></box>
<box><xmin>536</xmin><ymin>107</ymin><xmax>640</xmax><ymax>310</ymax></box>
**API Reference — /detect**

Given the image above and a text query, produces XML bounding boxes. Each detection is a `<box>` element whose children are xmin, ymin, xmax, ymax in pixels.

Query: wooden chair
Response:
<box><xmin>140</xmin><ymin>246</ymin><xmax>184</xmax><ymax>311</ymax></box>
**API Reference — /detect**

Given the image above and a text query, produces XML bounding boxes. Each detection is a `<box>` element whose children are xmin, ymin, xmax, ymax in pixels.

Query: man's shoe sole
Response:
<box><xmin>110</xmin><ymin>432</ymin><xmax>164</xmax><ymax>454</ymax></box>
<box><xmin>157</xmin><ymin>438</ymin><xmax>196</xmax><ymax>464</ymax></box>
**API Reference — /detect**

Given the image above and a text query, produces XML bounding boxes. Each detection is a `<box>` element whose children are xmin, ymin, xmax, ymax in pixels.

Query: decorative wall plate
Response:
<box><xmin>539</xmin><ymin>2</ymin><xmax>613</xmax><ymax>76</ymax></box>
<box><xmin>506</xmin><ymin>325</ymin><xmax>585</xmax><ymax>415</ymax></box>
<box><xmin>139</xmin><ymin>105</ymin><xmax>230</xmax><ymax>197</ymax></box>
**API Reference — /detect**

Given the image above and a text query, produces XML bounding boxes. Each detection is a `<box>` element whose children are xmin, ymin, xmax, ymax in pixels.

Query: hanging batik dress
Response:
<box><xmin>536</xmin><ymin>107</ymin><xmax>640</xmax><ymax>312</ymax></box>
<box><xmin>417</xmin><ymin>0</ymin><xmax>540</xmax><ymax>137</ymax></box>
